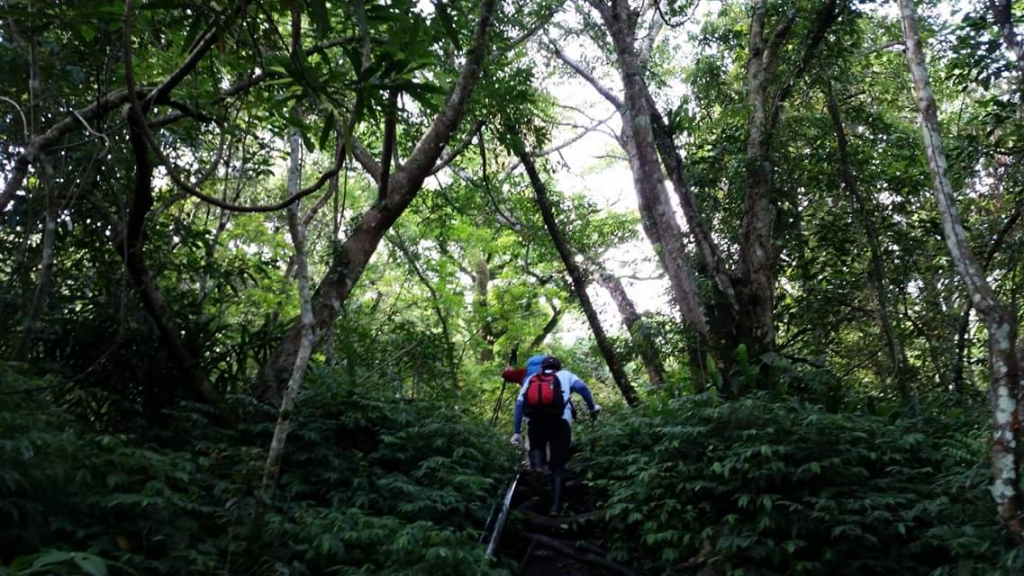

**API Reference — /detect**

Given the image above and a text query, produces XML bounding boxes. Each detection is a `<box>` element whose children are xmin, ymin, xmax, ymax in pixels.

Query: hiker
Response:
<box><xmin>507</xmin><ymin>356</ymin><xmax>601</xmax><ymax>516</ymax></box>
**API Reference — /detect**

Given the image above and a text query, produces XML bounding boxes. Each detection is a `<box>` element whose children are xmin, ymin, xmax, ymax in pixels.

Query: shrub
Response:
<box><xmin>583</xmin><ymin>394</ymin><xmax>1023</xmax><ymax>575</ymax></box>
<box><xmin>0</xmin><ymin>370</ymin><xmax>513</xmax><ymax>575</ymax></box>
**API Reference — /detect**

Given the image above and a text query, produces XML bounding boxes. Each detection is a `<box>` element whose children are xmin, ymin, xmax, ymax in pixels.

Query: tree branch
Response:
<box><xmin>767</xmin><ymin>0</ymin><xmax>839</xmax><ymax>134</ymax></box>
<box><xmin>507</xmin><ymin>127</ymin><xmax>639</xmax><ymax>405</ymax></box>
<box><xmin>428</xmin><ymin>119</ymin><xmax>485</xmax><ymax>176</ymax></box>
<box><xmin>503</xmin><ymin>112</ymin><xmax>616</xmax><ymax>176</ymax></box>
<box><xmin>552</xmin><ymin>43</ymin><xmax>624</xmax><ymax>110</ymax></box>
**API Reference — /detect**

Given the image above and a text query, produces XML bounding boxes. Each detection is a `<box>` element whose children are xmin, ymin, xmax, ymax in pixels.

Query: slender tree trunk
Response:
<box><xmin>389</xmin><ymin>232</ymin><xmax>460</xmax><ymax>387</ymax></box>
<box><xmin>12</xmin><ymin>163</ymin><xmax>56</xmax><ymax>361</ymax></box>
<box><xmin>825</xmin><ymin>82</ymin><xmax>912</xmax><ymax>401</ymax></box>
<box><xmin>899</xmin><ymin>0</ymin><xmax>1024</xmax><ymax>541</ymax></box>
<box><xmin>596</xmin><ymin>269</ymin><xmax>666</xmax><ymax>387</ymax></box>
<box><xmin>529</xmin><ymin>297</ymin><xmax>563</xmax><ymax>351</ymax></box>
<box><xmin>509</xmin><ymin>130</ymin><xmax>639</xmax><ymax>405</ymax></box>
<box><xmin>256</xmin><ymin>0</ymin><xmax>500</xmax><ymax>403</ymax></box>
<box><xmin>261</xmin><ymin>125</ymin><xmax>315</xmax><ymax>499</ymax></box>
<box><xmin>112</xmin><ymin>105</ymin><xmax>220</xmax><ymax>407</ymax></box>
<box><xmin>260</xmin><ymin>3</ymin><xmax>316</xmax><ymax>500</ymax></box>
<box><xmin>646</xmin><ymin>100</ymin><xmax>739</xmax><ymax>317</ymax></box>
<box><xmin>115</xmin><ymin>0</ymin><xmax>222</xmax><ymax>407</ymax></box>
<box><xmin>474</xmin><ymin>252</ymin><xmax>497</xmax><ymax>362</ymax></box>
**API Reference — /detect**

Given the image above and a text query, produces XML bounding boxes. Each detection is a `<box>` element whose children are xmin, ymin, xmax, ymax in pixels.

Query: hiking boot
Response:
<box><xmin>549</xmin><ymin>469</ymin><xmax>564</xmax><ymax>517</ymax></box>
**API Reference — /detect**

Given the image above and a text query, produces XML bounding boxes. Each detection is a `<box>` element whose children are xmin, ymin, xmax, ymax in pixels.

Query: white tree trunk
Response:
<box><xmin>898</xmin><ymin>0</ymin><xmax>1024</xmax><ymax>540</ymax></box>
<box><xmin>260</xmin><ymin>127</ymin><xmax>316</xmax><ymax>499</ymax></box>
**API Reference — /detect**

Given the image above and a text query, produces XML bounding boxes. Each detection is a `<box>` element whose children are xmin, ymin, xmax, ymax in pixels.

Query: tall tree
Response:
<box><xmin>257</xmin><ymin>0</ymin><xmax>503</xmax><ymax>403</ymax></box>
<box><xmin>899</xmin><ymin>0</ymin><xmax>1024</xmax><ymax>540</ymax></box>
<box><xmin>556</xmin><ymin>0</ymin><xmax>839</xmax><ymax>391</ymax></box>
<box><xmin>824</xmin><ymin>81</ymin><xmax>914</xmax><ymax>400</ymax></box>
<box><xmin>508</xmin><ymin>129</ymin><xmax>640</xmax><ymax>405</ymax></box>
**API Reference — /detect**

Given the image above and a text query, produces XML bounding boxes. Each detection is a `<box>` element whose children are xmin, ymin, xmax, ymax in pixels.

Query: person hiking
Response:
<box><xmin>507</xmin><ymin>356</ymin><xmax>601</xmax><ymax>516</ymax></box>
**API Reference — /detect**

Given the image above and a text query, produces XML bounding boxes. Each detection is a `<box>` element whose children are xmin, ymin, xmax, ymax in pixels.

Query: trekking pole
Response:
<box><xmin>489</xmin><ymin>345</ymin><xmax>518</xmax><ymax>427</ymax></box>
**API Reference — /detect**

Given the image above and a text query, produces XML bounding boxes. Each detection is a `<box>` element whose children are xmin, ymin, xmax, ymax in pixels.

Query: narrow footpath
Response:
<box><xmin>484</xmin><ymin>459</ymin><xmax>634</xmax><ymax>576</ymax></box>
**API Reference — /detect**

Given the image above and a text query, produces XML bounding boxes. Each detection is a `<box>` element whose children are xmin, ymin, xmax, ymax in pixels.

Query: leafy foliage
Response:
<box><xmin>584</xmin><ymin>394</ymin><xmax>1024</xmax><ymax>575</ymax></box>
<box><xmin>0</xmin><ymin>368</ymin><xmax>512</xmax><ymax>576</ymax></box>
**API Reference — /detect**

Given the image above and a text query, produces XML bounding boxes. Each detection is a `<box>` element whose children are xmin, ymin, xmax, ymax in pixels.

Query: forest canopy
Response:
<box><xmin>2</xmin><ymin>0</ymin><xmax>1024</xmax><ymax>573</ymax></box>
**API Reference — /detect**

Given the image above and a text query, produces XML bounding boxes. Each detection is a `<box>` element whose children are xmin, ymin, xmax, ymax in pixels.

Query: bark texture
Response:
<box><xmin>739</xmin><ymin>0</ymin><xmax>776</xmax><ymax>351</ymax></box>
<box><xmin>899</xmin><ymin>0</ymin><xmax>1024</xmax><ymax>541</ymax></box>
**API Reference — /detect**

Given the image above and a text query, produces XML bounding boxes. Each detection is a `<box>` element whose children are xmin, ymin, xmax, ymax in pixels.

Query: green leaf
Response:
<box><xmin>71</xmin><ymin>554</ymin><xmax>108</xmax><ymax>576</ymax></box>
<box><xmin>29</xmin><ymin>551</ymin><xmax>73</xmax><ymax>569</ymax></box>
<box><xmin>433</xmin><ymin>0</ymin><xmax>462</xmax><ymax>53</ymax></box>
<box><xmin>318</xmin><ymin>110</ymin><xmax>336</xmax><ymax>152</ymax></box>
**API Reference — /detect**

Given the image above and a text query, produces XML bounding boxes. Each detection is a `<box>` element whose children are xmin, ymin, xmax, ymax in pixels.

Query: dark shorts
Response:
<box><xmin>527</xmin><ymin>417</ymin><xmax>571</xmax><ymax>472</ymax></box>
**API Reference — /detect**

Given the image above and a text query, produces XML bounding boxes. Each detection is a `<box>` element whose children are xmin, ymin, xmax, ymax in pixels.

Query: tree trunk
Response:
<box><xmin>509</xmin><ymin>130</ymin><xmax>640</xmax><ymax>406</ymax></box>
<box><xmin>474</xmin><ymin>252</ymin><xmax>497</xmax><ymax>362</ymax></box>
<box><xmin>592</xmin><ymin>0</ymin><xmax>709</xmax><ymax>338</ymax></box>
<box><xmin>110</xmin><ymin>102</ymin><xmax>220</xmax><ymax>407</ymax></box>
<box><xmin>739</xmin><ymin>0</ymin><xmax>777</xmax><ymax>354</ymax></box>
<box><xmin>12</xmin><ymin>159</ymin><xmax>56</xmax><ymax>361</ymax></box>
<box><xmin>256</xmin><ymin>0</ymin><xmax>500</xmax><ymax>403</ymax></box>
<box><xmin>596</xmin><ymin>269</ymin><xmax>666</xmax><ymax>387</ymax></box>
<box><xmin>646</xmin><ymin>100</ymin><xmax>738</xmax><ymax>317</ymax></box>
<box><xmin>899</xmin><ymin>0</ymin><xmax>1024</xmax><ymax>541</ymax></box>
<box><xmin>261</xmin><ymin>124</ymin><xmax>316</xmax><ymax>499</ymax></box>
<box><xmin>825</xmin><ymin>82</ymin><xmax>913</xmax><ymax>401</ymax></box>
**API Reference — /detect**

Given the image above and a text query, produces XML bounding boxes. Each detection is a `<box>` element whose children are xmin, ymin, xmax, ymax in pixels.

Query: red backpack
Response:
<box><xmin>522</xmin><ymin>371</ymin><xmax>565</xmax><ymax>419</ymax></box>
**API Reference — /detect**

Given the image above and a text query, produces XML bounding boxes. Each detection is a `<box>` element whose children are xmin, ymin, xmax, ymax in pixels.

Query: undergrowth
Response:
<box><xmin>0</xmin><ymin>368</ymin><xmax>514</xmax><ymax>575</ymax></box>
<box><xmin>582</xmin><ymin>393</ymin><xmax>1023</xmax><ymax>576</ymax></box>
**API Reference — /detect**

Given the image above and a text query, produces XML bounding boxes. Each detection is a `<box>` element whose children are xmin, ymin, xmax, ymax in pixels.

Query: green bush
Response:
<box><xmin>0</xmin><ymin>371</ymin><xmax>513</xmax><ymax>575</ymax></box>
<box><xmin>583</xmin><ymin>394</ymin><xmax>1024</xmax><ymax>575</ymax></box>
